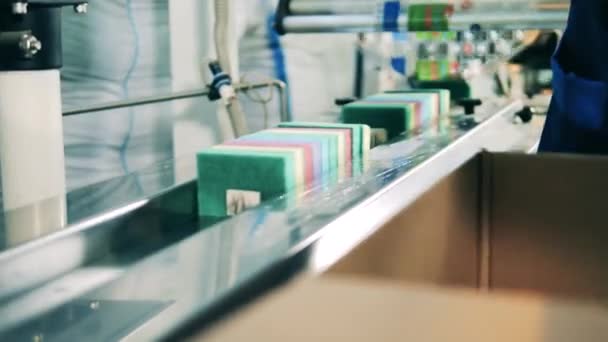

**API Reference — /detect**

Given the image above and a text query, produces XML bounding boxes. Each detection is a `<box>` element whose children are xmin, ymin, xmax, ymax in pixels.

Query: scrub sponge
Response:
<box><xmin>341</xmin><ymin>90</ymin><xmax>450</xmax><ymax>140</ymax></box>
<box><xmin>385</xmin><ymin>89</ymin><xmax>451</xmax><ymax>115</ymax></box>
<box><xmin>342</xmin><ymin>102</ymin><xmax>410</xmax><ymax>140</ymax></box>
<box><xmin>278</xmin><ymin>122</ymin><xmax>370</xmax><ymax>157</ymax></box>
<box><xmin>197</xmin><ymin>122</ymin><xmax>373</xmax><ymax>218</ymax></box>
<box><xmin>264</xmin><ymin>128</ymin><xmax>348</xmax><ymax>179</ymax></box>
<box><xmin>224</xmin><ymin>140</ymin><xmax>315</xmax><ymax>187</ymax></box>
<box><xmin>235</xmin><ymin>133</ymin><xmax>324</xmax><ymax>180</ymax></box>
<box><xmin>366</xmin><ymin>93</ymin><xmax>439</xmax><ymax>123</ymax></box>
<box><xmin>197</xmin><ymin>147</ymin><xmax>299</xmax><ymax>218</ymax></box>
<box><xmin>277</xmin><ymin>122</ymin><xmax>371</xmax><ymax>174</ymax></box>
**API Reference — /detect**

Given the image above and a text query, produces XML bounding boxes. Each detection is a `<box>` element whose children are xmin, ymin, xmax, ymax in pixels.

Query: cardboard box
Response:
<box><xmin>195</xmin><ymin>152</ymin><xmax>608</xmax><ymax>341</ymax></box>
<box><xmin>199</xmin><ymin>276</ymin><xmax>608</xmax><ymax>342</ymax></box>
<box><xmin>331</xmin><ymin>153</ymin><xmax>608</xmax><ymax>298</ymax></box>
<box><xmin>330</xmin><ymin>152</ymin><xmax>608</xmax><ymax>300</ymax></box>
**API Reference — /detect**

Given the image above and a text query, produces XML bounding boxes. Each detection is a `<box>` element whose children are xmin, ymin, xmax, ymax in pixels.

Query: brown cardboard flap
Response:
<box><xmin>330</xmin><ymin>156</ymin><xmax>482</xmax><ymax>289</ymax></box>
<box><xmin>489</xmin><ymin>153</ymin><xmax>608</xmax><ymax>298</ymax></box>
<box><xmin>198</xmin><ymin>153</ymin><xmax>608</xmax><ymax>341</ymax></box>
<box><xmin>328</xmin><ymin>151</ymin><xmax>608</xmax><ymax>300</ymax></box>
<box><xmin>199</xmin><ymin>275</ymin><xmax>608</xmax><ymax>342</ymax></box>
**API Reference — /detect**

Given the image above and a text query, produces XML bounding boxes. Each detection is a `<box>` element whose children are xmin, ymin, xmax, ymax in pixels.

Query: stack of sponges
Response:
<box><xmin>197</xmin><ymin>122</ymin><xmax>371</xmax><ymax>218</ymax></box>
<box><xmin>341</xmin><ymin>89</ymin><xmax>450</xmax><ymax>141</ymax></box>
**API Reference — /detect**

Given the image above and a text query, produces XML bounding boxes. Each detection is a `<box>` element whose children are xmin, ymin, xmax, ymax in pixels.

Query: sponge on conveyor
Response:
<box><xmin>341</xmin><ymin>91</ymin><xmax>444</xmax><ymax>140</ymax></box>
<box><xmin>197</xmin><ymin>122</ymin><xmax>373</xmax><ymax>218</ymax></box>
<box><xmin>277</xmin><ymin>122</ymin><xmax>371</xmax><ymax>157</ymax></box>
<box><xmin>341</xmin><ymin>102</ymin><xmax>411</xmax><ymax>140</ymax></box>
<box><xmin>197</xmin><ymin>146</ymin><xmax>301</xmax><ymax>218</ymax></box>
<box><xmin>276</xmin><ymin>122</ymin><xmax>371</xmax><ymax>175</ymax></box>
<box><xmin>355</xmin><ymin>101</ymin><xmax>421</xmax><ymax>131</ymax></box>
<box><xmin>235</xmin><ymin>133</ymin><xmax>324</xmax><ymax>180</ymax></box>
<box><xmin>366</xmin><ymin>93</ymin><xmax>440</xmax><ymax>123</ymax></box>
<box><xmin>214</xmin><ymin>145</ymin><xmax>306</xmax><ymax>197</ymax></box>
<box><xmin>413</xmin><ymin>79</ymin><xmax>470</xmax><ymax>102</ymax></box>
<box><xmin>264</xmin><ymin>128</ymin><xmax>349</xmax><ymax>179</ymax></box>
<box><xmin>247</xmin><ymin>130</ymin><xmax>335</xmax><ymax>183</ymax></box>
<box><xmin>224</xmin><ymin>140</ymin><xmax>315</xmax><ymax>187</ymax></box>
<box><xmin>385</xmin><ymin>89</ymin><xmax>451</xmax><ymax>115</ymax></box>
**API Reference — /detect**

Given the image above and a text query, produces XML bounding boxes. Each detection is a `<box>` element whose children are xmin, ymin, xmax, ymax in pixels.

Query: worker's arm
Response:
<box><xmin>538</xmin><ymin>0</ymin><xmax>608</xmax><ymax>153</ymax></box>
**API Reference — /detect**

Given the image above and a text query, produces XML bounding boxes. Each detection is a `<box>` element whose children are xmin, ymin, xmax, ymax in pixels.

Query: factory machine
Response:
<box><xmin>4</xmin><ymin>1</ymin><xmax>608</xmax><ymax>341</ymax></box>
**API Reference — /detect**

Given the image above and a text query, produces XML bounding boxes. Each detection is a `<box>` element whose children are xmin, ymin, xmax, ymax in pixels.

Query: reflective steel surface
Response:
<box><xmin>0</xmin><ymin>99</ymin><xmax>544</xmax><ymax>341</ymax></box>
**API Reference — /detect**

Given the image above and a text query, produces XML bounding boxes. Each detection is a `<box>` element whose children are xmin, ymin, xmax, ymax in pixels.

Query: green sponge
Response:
<box><xmin>341</xmin><ymin>102</ymin><xmax>410</xmax><ymax>140</ymax></box>
<box><xmin>197</xmin><ymin>145</ymin><xmax>304</xmax><ymax>218</ymax></box>
<box><xmin>222</xmin><ymin>142</ymin><xmax>313</xmax><ymax>186</ymax></box>
<box><xmin>366</xmin><ymin>93</ymin><xmax>439</xmax><ymax>123</ymax></box>
<box><xmin>361</xmin><ymin>102</ymin><xmax>419</xmax><ymax>131</ymax></box>
<box><xmin>278</xmin><ymin>122</ymin><xmax>371</xmax><ymax>157</ymax></box>
<box><xmin>414</xmin><ymin>79</ymin><xmax>470</xmax><ymax>102</ymax></box>
<box><xmin>235</xmin><ymin>134</ymin><xmax>322</xmax><ymax>182</ymax></box>
<box><xmin>245</xmin><ymin>131</ymin><xmax>331</xmax><ymax>181</ymax></box>
<box><xmin>264</xmin><ymin>128</ymin><xmax>346</xmax><ymax>180</ymax></box>
<box><xmin>276</xmin><ymin>122</ymin><xmax>371</xmax><ymax>175</ymax></box>
<box><xmin>252</xmin><ymin>130</ymin><xmax>338</xmax><ymax>184</ymax></box>
<box><xmin>215</xmin><ymin>145</ymin><xmax>305</xmax><ymax>197</ymax></box>
<box><xmin>385</xmin><ymin>89</ymin><xmax>451</xmax><ymax>115</ymax></box>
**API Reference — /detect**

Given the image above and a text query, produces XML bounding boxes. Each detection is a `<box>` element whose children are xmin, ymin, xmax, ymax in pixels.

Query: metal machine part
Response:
<box><xmin>207</xmin><ymin>60</ymin><xmax>248</xmax><ymax>138</ymax></box>
<box><xmin>0</xmin><ymin>0</ymin><xmax>87</xmax><ymax>260</ymax></box>
<box><xmin>0</xmin><ymin>100</ymin><xmax>544</xmax><ymax>340</ymax></box>
<box><xmin>0</xmin><ymin>0</ymin><xmax>87</xmax><ymax>70</ymax></box>
<box><xmin>62</xmin><ymin>80</ymin><xmax>291</xmax><ymax>123</ymax></box>
<box><xmin>213</xmin><ymin>0</ymin><xmax>248</xmax><ymax>138</ymax></box>
<box><xmin>5</xmin><ymin>300</ymin><xmax>169</xmax><ymax>342</ymax></box>
<box><xmin>275</xmin><ymin>0</ymin><xmax>568</xmax><ymax>34</ymax></box>
<box><xmin>277</xmin><ymin>12</ymin><xmax>568</xmax><ymax>34</ymax></box>
<box><xmin>283</xmin><ymin>0</ymin><xmax>568</xmax><ymax>16</ymax></box>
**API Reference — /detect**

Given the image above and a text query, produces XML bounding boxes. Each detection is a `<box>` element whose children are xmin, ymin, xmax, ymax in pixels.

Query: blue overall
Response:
<box><xmin>539</xmin><ymin>1</ymin><xmax>608</xmax><ymax>154</ymax></box>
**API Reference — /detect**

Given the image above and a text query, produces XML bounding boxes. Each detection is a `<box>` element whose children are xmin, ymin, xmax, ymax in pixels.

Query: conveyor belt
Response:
<box><xmin>0</xmin><ymin>99</ymin><xmax>544</xmax><ymax>340</ymax></box>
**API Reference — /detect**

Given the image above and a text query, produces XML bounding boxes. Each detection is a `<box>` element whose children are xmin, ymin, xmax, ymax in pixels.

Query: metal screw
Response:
<box><xmin>74</xmin><ymin>3</ymin><xmax>88</xmax><ymax>14</ymax></box>
<box><xmin>19</xmin><ymin>34</ymin><xmax>42</xmax><ymax>58</ymax></box>
<box><xmin>89</xmin><ymin>301</ymin><xmax>100</xmax><ymax>310</ymax></box>
<box><xmin>12</xmin><ymin>2</ymin><xmax>28</xmax><ymax>15</ymax></box>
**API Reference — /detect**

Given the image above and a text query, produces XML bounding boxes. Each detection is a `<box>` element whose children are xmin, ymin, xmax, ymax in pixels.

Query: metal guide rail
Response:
<box><xmin>63</xmin><ymin>80</ymin><xmax>290</xmax><ymax>121</ymax></box>
<box><xmin>0</xmin><ymin>100</ymin><xmax>543</xmax><ymax>341</ymax></box>
<box><xmin>275</xmin><ymin>0</ymin><xmax>569</xmax><ymax>34</ymax></box>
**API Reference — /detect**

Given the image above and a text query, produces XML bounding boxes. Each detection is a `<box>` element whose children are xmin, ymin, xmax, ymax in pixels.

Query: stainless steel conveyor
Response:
<box><xmin>0</xmin><ymin>99</ymin><xmax>544</xmax><ymax>341</ymax></box>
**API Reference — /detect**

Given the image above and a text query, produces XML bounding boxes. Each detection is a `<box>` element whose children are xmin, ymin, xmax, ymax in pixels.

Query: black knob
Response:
<box><xmin>208</xmin><ymin>61</ymin><xmax>223</xmax><ymax>76</ymax></box>
<box><xmin>335</xmin><ymin>97</ymin><xmax>357</xmax><ymax>106</ymax></box>
<box><xmin>470</xmin><ymin>24</ymin><xmax>482</xmax><ymax>33</ymax></box>
<box><xmin>515</xmin><ymin>106</ymin><xmax>533</xmax><ymax>123</ymax></box>
<box><xmin>457</xmin><ymin>98</ymin><xmax>483</xmax><ymax>115</ymax></box>
<box><xmin>207</xmin><ymin>61</ymin><xmax>232</xmax><ymax>101</ymax></box>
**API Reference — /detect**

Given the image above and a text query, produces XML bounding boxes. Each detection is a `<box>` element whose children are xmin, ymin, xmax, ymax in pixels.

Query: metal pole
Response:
<box><xmin>63</xmin><ymin>80</ymin><xmax>291</xmax><ymax>122</ymax></box>
<box><xmin>288</xmin><ymin>0</ymin><xmax>406</xmax><ymax>15</ymax></box>
<box><xmin>287</xmin><ymin>0</ymin><xmax>568</xmax><ymax>15</ymax></box>
<box><xmin>271</xmin><ymin>80</ymin><xmax>291</xmax><ymax>122</ymax></box>
<box><xmin>280</xmin><ymin>11</ymin><xmax>568</xmax><ymax>34</ymax></box>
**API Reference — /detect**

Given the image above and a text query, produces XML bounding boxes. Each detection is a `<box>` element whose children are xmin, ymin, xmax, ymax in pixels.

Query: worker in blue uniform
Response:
<box><xmin>539</xmin><ymin>0</ymin><xmax>608</xmax><ymax>154</ymax></box>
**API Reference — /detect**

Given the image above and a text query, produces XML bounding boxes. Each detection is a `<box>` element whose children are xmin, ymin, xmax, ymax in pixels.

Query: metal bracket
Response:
<box><xmin>0</xmin><ymin>0</ymin><xmax>88</xmax><ymax>70</ymax></box>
